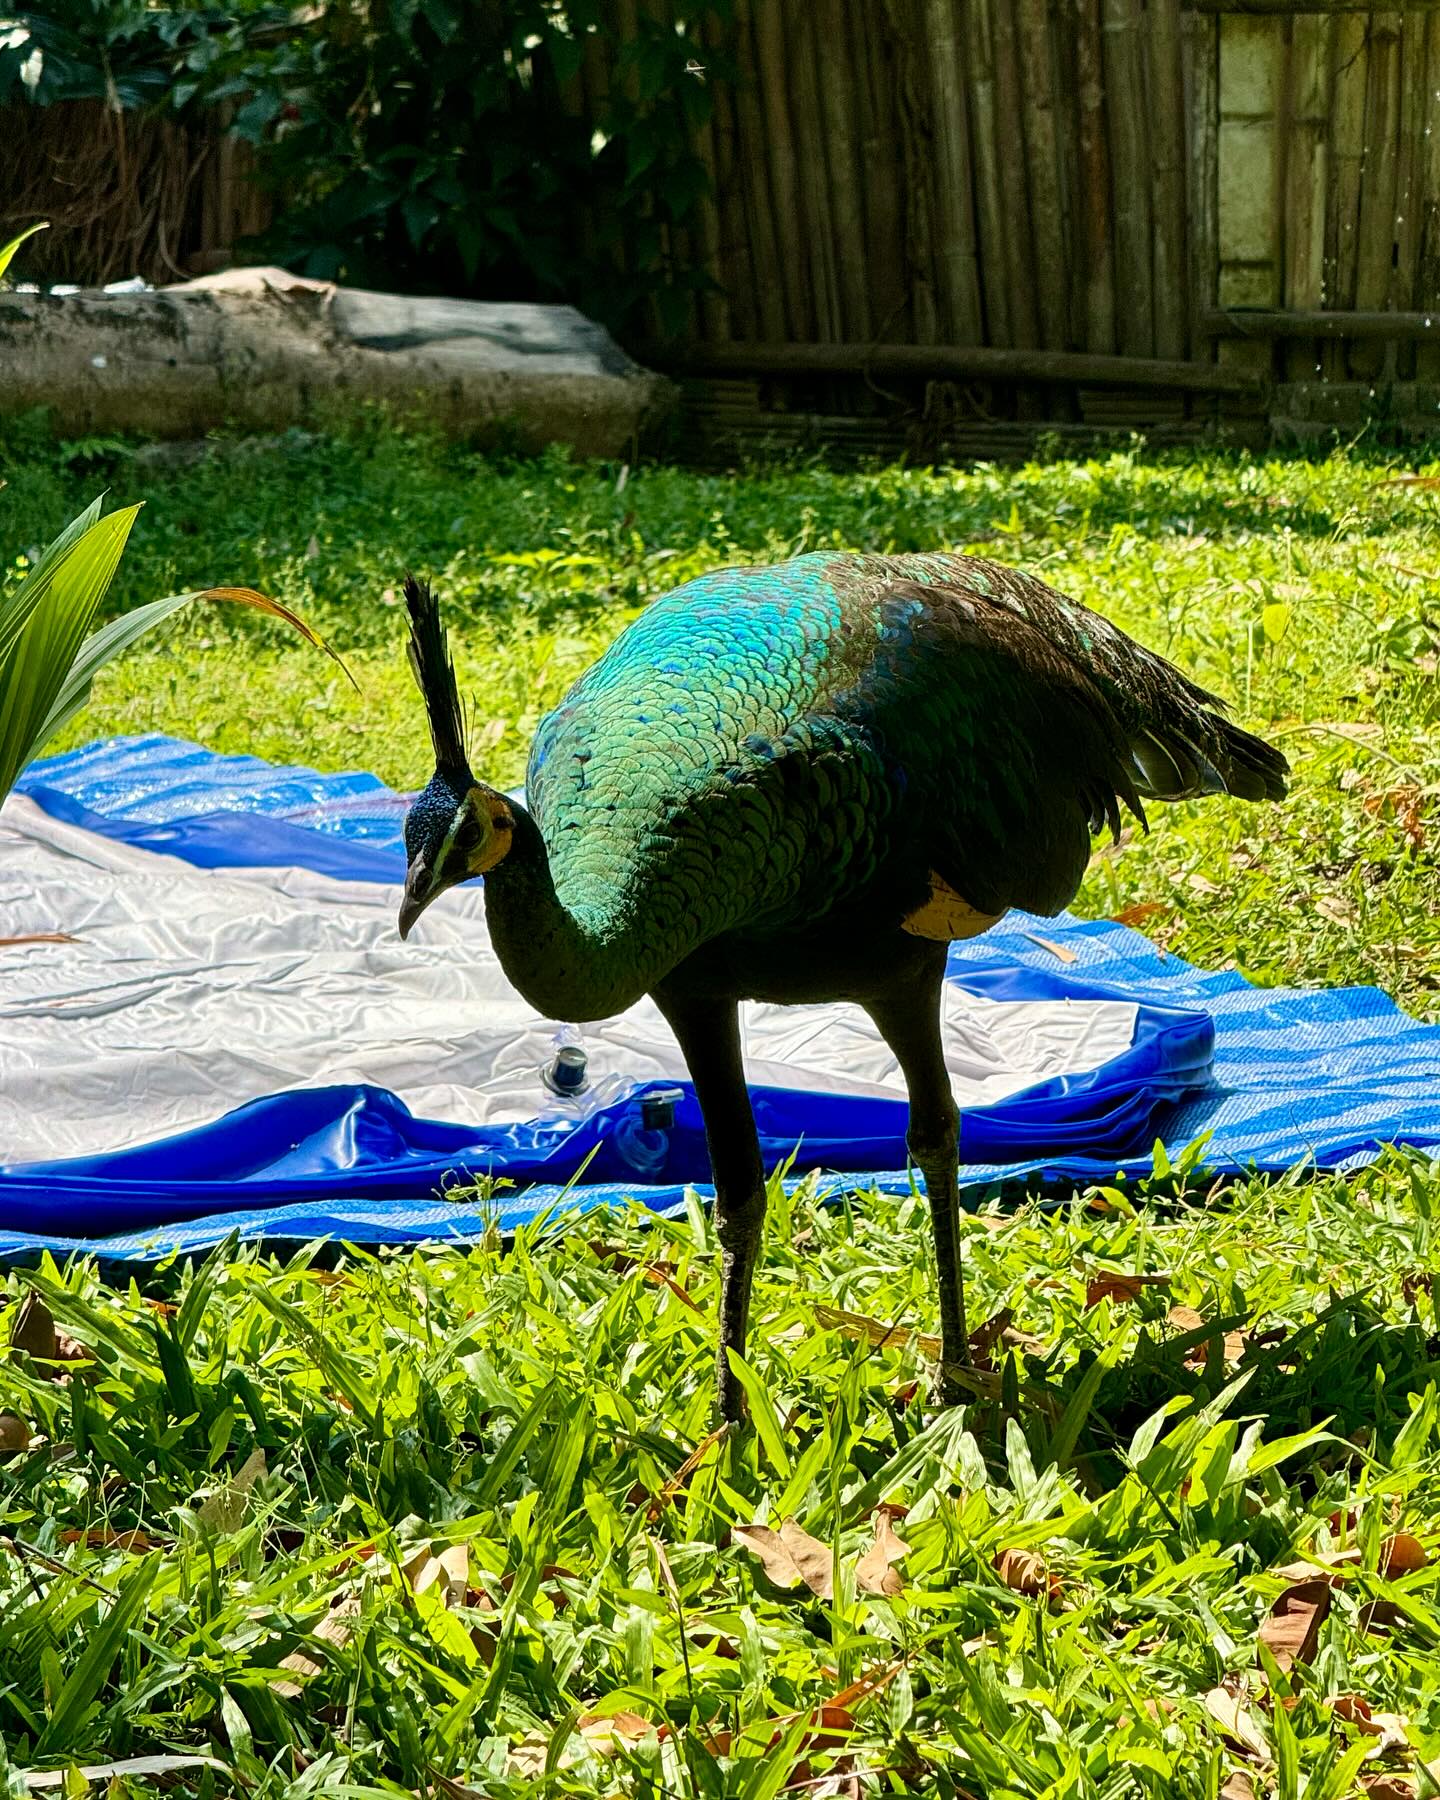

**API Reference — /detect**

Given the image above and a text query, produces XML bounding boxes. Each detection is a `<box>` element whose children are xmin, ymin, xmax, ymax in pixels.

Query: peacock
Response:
<box><xmin>397</xmin><ymin>552</ymin><xmax>1287</xmax><ymax>1423</ymax></box>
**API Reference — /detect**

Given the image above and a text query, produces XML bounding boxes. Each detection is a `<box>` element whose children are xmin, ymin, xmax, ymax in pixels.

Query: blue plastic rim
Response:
<box><xmin>7</xmin><ymin>733</ymin><xmax>1440</xmax><ymax>1261</ymax></box>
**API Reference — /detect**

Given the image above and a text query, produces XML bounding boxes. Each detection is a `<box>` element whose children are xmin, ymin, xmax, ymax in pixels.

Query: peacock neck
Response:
<box><xmin>479</xmin><ymin>800</ymin><xmax>655</xmax><ymax>1022</ymax></box>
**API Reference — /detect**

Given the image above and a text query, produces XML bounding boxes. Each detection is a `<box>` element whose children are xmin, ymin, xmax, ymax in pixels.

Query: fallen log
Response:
<box><xmin>0</xmin><ymin>267</ymin><xmax>673</xmax><ymax>456</ymax></box>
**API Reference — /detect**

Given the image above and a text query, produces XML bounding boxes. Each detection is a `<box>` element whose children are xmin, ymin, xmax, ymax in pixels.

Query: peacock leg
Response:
<box><xmin>865</xmin><ymin>959</ymin><xmax>972</xmax><ymax>1406</ymax></box>
<box><xmin>654</xmin><ymin>988</ymin><xmax>767</xmax><ymax>1426</ymax></box>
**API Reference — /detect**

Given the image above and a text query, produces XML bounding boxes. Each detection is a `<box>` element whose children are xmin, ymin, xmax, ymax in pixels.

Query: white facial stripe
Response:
<box><xmin>436</xmin><ymin>801</ymin><xmax>473</xmax><ymax>871</ymax></box>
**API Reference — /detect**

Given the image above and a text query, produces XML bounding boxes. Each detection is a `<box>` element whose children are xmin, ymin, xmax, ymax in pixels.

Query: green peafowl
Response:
<box><xmin>397</xmin><ymin>553</ymin><xmax>1287</xmax><ymax>1423</ymax></box>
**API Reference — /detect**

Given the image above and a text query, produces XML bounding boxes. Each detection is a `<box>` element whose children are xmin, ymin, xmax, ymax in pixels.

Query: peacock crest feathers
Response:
<box><xmin>404</xmin><ymin>574</ymin><xmax>469</xmax><ymax>778</ymax></box>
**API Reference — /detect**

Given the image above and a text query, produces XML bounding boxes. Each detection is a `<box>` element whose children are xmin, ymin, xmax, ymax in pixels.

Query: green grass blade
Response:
<box><xmin>0</xmin><ymin>221</ymin><xmax>47</xmax><ymax>284</ymax></box>
<box><xmin>33</xmin><ymin>1556</ymin><xmax>158</xmax><ymax>1756</ymax></box>
<box><xmin>724</xmin><ymin>1349</ymin><xmax>792</xmax><ymax>1479</ymax></box>
<box><xmin>34</xmin><ymin>584</ymin><xmax>355</xmax><ymax>754</ymax></box>
<box><xmin>0</xmin><ymin>496</ymin><xmax>107</xmax><ymax>672</ymax></box>
<box><xmin>0</xmin><ymin>507</ymin><xmax>140</xmax><ymax>798</ymax></box>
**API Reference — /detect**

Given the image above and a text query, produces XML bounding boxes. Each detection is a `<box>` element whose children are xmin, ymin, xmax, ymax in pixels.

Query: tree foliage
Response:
<box><xmin>1</xmin><ymin>1</ymin><xmax>731</xmax><ymax>332</ymax></box>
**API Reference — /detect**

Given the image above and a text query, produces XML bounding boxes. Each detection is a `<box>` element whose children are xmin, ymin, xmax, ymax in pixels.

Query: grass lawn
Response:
<box><xmin>4</xmin><ymin>420</ymin><xmax>1440</xmax><ymax>1796</ymax></box>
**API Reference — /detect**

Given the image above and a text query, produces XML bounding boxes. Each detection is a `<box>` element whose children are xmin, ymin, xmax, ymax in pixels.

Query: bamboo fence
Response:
<box><xmin>7</xmin><ymin>1</ymin><xmax>1440</xmax><ymax>443</ymax></box>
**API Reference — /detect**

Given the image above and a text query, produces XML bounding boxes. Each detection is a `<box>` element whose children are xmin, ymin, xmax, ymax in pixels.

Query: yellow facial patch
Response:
<box><xmin>462</xmin><ymin>786</ymin><xmax>514</xmax><ymax>875</ymax></box>
<box><xmin>902</xmin><ymin>871</ymin><xmax>1005</xmax><ymax>942</ymax></box>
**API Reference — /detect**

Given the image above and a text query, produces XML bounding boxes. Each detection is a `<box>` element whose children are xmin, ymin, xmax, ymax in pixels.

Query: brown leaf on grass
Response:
<box><xmin>1258</xmin><ymin>1579</ymin><xmax>1331</xmax><ymax>1670</ymax></box>
<box><xmin>855</xmin><ymin>1511</ymin><xmax>911</xmax><ymax>1597</ymax></box>
<box><xmin>7</xmin><ymin>1290</ymin><xmax>57</xmax><ymax>1361</ymax></box>
<box><xmin>734</xmin><ymin>1518</ymin><xmax>835</xmax><ymax>1599</ymax></box>
<box><xmin>813</xmin><ymin>1302</ymin><xmax>941</xmax><ymax>1361</ymax></box>
<box><xmin>196</xmin><ymin>1447</ymin><xmax>267</xmax><ymax>1532</ymax></box>
<box><xmin>637</xmin><ymin>1423</ymin><xmax>728</xmax><ymax>1523</ymax></box>
<box><xmin>1109</xmin><ymin>901</ymin><xmax>1172</xmax><ymax>929</ymax></box>
<box><xmin>1203</xmin><ymin>1683</ymin><xmax>1269</xmax><ymax>1760</ymax></box>
<box><xmin>401</xmin><ymin>1541</ymin><xmax>469</xmax><ymax>1608</ymax></box>
<box><xmin>507</xmin><ymin>1712</ymin><xmax>653</xmax><ymax>1779</ymax></box>
<box><xmin>994</xmin><ymin>1547</ymin><xmax>1060</xmax><ymax>1602</ymax></box>
<box><xmin>1359</xmin><ymin>1598</ymin><xmax>1407</xmax><ymax>1635</ymax></box>
<box><xmin>1363</xmin><ymin>786</ymin><xmax>1427</xmax><ymax>852</ymax></box>
<box><xmin>1085</xmin><ymin>1271</ymin><xmax>1170</xmax><ymax>1308</ymax></box>
<box><xmin>1362</xmin><ymin>1780</ymin><xmax>1418</xmax><ymax>1800</ymax></box>
<box><xmin>0</xmin><ymin>1413</ymin><xmax>31</xmax><ymax>1453</ymax></box>
<box><xmin>968</xmin><ymin>1307</ymin><xmax>1013</xmax><ymax>1365</ymax></box>
<box><xmin>1168</xmin><ymin>1306</ymin><xmax>1246</xmax><ymax>1366</ymax></box>
<box><xmin>1382</xmin><ymin>1532</ymin><xmax>1427</xmax><ymax>1576</ymax></box>
<box><xmin>273</xmin><ymin>1595</ymin><xmax>362</xmax><ymax>1697</ymax></box>
<box><xmin>1332</xmin><ymin>1694</ymin><xmax>1410</xmax><ymax>1753</ymax></box>
<box><xmin>59</xmin><ymin>1528</ymin><xmax>160</xmax><ymax>1553</ymax></box>
<box><xmin>1219</xmin><ymin>1775</ymin><xmax>1256</xmax><ymax>1800</ymax></box>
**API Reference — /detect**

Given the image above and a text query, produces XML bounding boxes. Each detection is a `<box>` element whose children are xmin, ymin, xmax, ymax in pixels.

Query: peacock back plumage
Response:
<box><xmin>524</xmin><ymin>552</ymin><xmax>1284</xmax><ymax>987</ymax></box>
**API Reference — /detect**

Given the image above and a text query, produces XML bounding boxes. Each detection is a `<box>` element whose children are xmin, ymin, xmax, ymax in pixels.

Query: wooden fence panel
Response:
<box><xmin>7</xmin><ymin>0</ymin><xmax>1439</xmax><ymax>440</ymax></box>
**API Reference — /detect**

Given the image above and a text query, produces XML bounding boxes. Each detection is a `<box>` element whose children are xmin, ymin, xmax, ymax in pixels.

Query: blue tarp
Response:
<box><xmin>5</xmin><ymin>734</ymin><xmax>1440</xmax><ymax>1261</ymax></box>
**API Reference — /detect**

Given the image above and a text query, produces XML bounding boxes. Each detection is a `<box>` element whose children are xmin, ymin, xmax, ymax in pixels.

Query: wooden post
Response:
<box><xmin>1353</xmin><ymin>10</ymin><xmax>1404</xmax><ymax>380</ymax></box>
<box><xmin>1325</xmin><ymin>12</ymin><xmax>1368</xmax><ymax>379</ymax></box>
<box><xmin>729</xmin><ymin>0</ymin><xmax>788</xmax><ymax>340</ymax></box>
<box><xmin>1148</xmin><ymin>0</ymin><xmax>1190</xmax><ymax>360</ymax></box>
<box><xmin>701</xmin><ymin>9</ymin><xmax>752</xmax><ymax>342</ymax></box>
<box><xmin>1183</xmin><ymin>7</ymin><xmax>1220</xmax><ymax>365</ymax></box>
<box><xmin>1075</xmin><ymin>0</ymin><xmax>1116</xmax><ymax>354</ymax></box>
<box><xmin>853</xmin><ymin>0</ymin><xmax>912</xmax><ymax>342</ymax></box>
<box><xmin>1282</xmin><ymin>13</ymin><xmax>1331</xmax><ymax>383</ymax></box>
<box><xmin>964</xmin><ymin>0</ymin><xmax>1014</xmax><ymax>345</ymax></box>
<box><xmin>1393</xmin><ymin>10</ymin><xmax>1431</xmax><ymax>380</ymax></box>
<box><xmin>1216</xmin><ymin>9</ymin><xmax>1281</xmax><ymax>391</ymax></box>
<box><xmin>812</xmin><ymin>0</ymin><xmax>872</xmax><ymax>341</ymax></box>
<box><xmin>751</xmin><ymin>0</ymin><xmax>814</xmax><ymax>338</ymax></box>
<box><xmin>1103</xmin><ymin>0</ymin><xmax>1156</xmax><ymax>358</ymax></box>
<box><xmin>924</xmin><ymin>0</ymin><xmax>983</xmax><ymax>344</ymax></box>
<box><xmin>1419</xmin><ymin>14</ymin><xmax>1440</xmax><ymax>381</ymax></box>
<box><xmin>789</xmin><ymin>4</ymin><xmax>844</xmax><ymax>341</ymax></box>
<box><xmin>1015</xmin><ymin>0</ymin><xmax>1070</xmax><ymax>349</ymax></box>
<box><xmin>990</xmin><ymin>0</ymin><xmax>1041</xmax><ymax>360</ymax></box>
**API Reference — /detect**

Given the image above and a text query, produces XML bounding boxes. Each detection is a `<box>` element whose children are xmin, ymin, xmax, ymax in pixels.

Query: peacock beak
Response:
<box><xmin>398</xmin><ymin>857</ymin><xmax>438</xmax><ymax>940</ymax></box>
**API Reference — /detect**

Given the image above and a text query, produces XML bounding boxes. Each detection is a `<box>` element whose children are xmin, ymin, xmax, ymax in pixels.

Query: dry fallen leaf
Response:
<box><xmin>59</xmin><ymin>1527</ymin><xmax>160</xmax><ymax>1553</ymax></box>
<box><xmin>1362</xmin><ymin>1779</ymin><xmax>1417</xmax><ymax>1799</ymax></box>
<box><xmin>1167</xmin><ymin>1306</ymin><xmax>1248</xmax><ymax>1366</ymax></box>
<box><xmin>1332</xmin><ymin>1693</ymin><xmax>1410</xmax><ymax>1753</ymax></box>
<box><xmin>402</xmin><ymin>1541</ymin><xmax>469</xmax><ymax>1608</ymax></box>
<box><xmin>0</xmin><ymin>1413</ymin><xmax>30</xmax><ymax>1454</ymax></box>
<box><xmin>8</xmin><ymin>1290</ymin><xmax>57</xmax><ymax>1360</ymax></box>
<box><xmin>1203</xmin><ymin>1682</ymin><xmax>1269</xmax><ymax>1760</ymax></box>
<box><xmin>813</xmin><ymin>1302</ymin><xmax>941</xmax><ymax>1361</ymax></box>
<box><xmin>1219</xmin><ymin>1774</ymin><xmax>1256</xmax><ymax>1800</ymax></box>
<box><xmin>1086</xmin><ymin>1271</ymin><xmax>1170</xmax><ymax>1308</ymax></box>
<box><xmin>196</xmin><ymin>1446</ymin><xmax>267</xmax><ymax>1532</ymax></box>
<box><xmin>855</xmin><ymin>1510</ymin><xmax>911</xmax><ymax>1597</ymax></box>
<box><xmin>993</xmin><ymin>1546</ymin><xmax>1059</xmax><ymax>1601</ymax></box>
<box><xmin>1382</xmin><ymin>1532</ymin><xmax>1427</xmax><ymax>1576</ymax></box>
<box><xmin>734</xmin><ymin>1517</ymin><xmax>835</xmax><ymax>1599</ymax></box>
<box><xmin>1258</xmin><ymin>1579</ymin><xmax>1331</xmax><ymax>1670</ymax></box>
<box><xmin>1109</xmin><ymin>901</ymin><xmax>1172</xmax><ymax>929</ymax></box>
<box><xmin>273</xmin><ymin>1595</ymin><xmax>362</xmax><ymax>1697</ymax></box>
<box><xmin>640</xmin><ymin>1423</ymin><xmax>727</xmax><ymax>1523</ymax></box>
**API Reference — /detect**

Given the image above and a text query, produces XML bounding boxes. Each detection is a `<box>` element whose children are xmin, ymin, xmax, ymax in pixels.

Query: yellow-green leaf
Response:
<box><xmin>1262</xmin><ymin>602</ymin><xmax>1292</xmax><ymax>644</ymax></box>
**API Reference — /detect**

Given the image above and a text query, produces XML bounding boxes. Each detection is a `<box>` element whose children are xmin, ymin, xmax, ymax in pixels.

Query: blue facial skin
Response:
<box><xmin>404</xmin><ymin>768</ymin><xmax>468</xmax><ymax>869</ymax></box>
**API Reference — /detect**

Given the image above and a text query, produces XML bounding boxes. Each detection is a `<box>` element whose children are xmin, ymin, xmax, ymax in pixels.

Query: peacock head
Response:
<box><xmin>397</xmin><ymin>574</ymin><xmax>514</xmax><ymax>940</ymax></box>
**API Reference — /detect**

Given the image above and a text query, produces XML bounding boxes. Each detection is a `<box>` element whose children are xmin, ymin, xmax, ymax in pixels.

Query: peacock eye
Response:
<box><xmin>456</xmin><ymin>821</ymin><xmax>482</xmax><ymax>852</ymax></box>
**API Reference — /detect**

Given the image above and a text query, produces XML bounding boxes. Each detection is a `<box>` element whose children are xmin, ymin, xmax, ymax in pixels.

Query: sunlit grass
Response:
<box><xmin>3</xmin><ymin>419</ymin><xmax>1440</xmax><ymax>1793</ymax></box>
